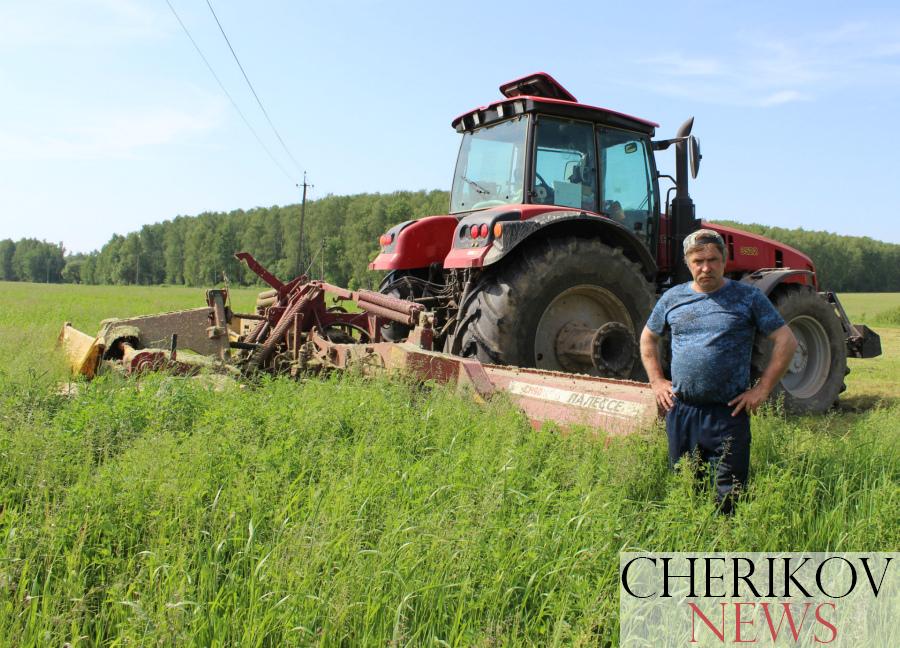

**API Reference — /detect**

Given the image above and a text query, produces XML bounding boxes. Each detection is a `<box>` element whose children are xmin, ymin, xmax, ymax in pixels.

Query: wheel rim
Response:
<box><xmin>782</xmin><ymin>315</ymin><xmax>831</xmax><ymax>399</ymax></box>
<box><xmin>534</xmin><ymin>284</ymin><xmax>632</xmax><ymax>373</ymax></box>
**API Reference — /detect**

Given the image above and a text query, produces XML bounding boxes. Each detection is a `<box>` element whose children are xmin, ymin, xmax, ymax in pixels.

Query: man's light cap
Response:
<box><xmin>683</xmin><ymin>229</ymin><xmax>725</xmax><ymax>255</ymax></box>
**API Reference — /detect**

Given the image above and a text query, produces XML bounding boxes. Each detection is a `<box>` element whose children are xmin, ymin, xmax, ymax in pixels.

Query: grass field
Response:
<box><xmin>838</xmin><ymin>292</ymin><xmax>900</xmax><ymax>324</ymax></box>
<box><xmin>0</xmin><ymin>282</ymin><xmax>897</xmax><ymax>646</ymax></box>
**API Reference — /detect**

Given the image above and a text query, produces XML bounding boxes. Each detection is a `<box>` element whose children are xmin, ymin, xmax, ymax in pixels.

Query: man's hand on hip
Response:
<box><xmin>640</xmin><ymin>327</ymin><xmax>675</xmax><ymax>412</ymax></box>
<box><xmin>728</xmin><ymin>384</ymin><xmax>770</xmax><ymax>416</ymax></box>
<box><xmin>650</xmin><ymin>378</ymin><xmax>675</xmax><ymax>412</ymax></box>
<box><xmin>729</xmin><ymin>325</ymin><xmax>797</xmax><ymax>416</ymax></box>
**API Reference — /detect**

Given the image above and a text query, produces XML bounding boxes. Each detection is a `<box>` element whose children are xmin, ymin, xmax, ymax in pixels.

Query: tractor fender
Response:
<box><xmin>739</xmin><ymin>268</ymin><xmax>816</xmax><ymax>296</ymax></box>
<box><xmin>369</xmin><ymin>215</ymin><xmax>459</xmax><ymax>271</ymax></box>
<box><xmin>444</xmin><ymin>208</ymin><xmax>657</xmax><ymax>279</ymax></box>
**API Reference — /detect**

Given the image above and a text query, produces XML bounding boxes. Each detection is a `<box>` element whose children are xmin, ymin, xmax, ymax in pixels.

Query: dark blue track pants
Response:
<box><xmin>665</xmin><ymin>400</ymin><xmax>751</xmax><ymax>514</ymax></box>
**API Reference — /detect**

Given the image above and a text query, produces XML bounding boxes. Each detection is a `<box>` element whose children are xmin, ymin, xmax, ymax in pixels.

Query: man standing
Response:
<box><xmin>639</xmin><ymin>229</ymin><xmax>798</xmax><ymax>513</ymax></box>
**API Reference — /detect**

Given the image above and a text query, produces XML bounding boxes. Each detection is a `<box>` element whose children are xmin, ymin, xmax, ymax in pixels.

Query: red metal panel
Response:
<box><xmin>369</xmin><ymin>215</ymin><xmax>458</xmax><ymax>270</ymax></box>
<box><xmin>443</xmin><ymin>245</ymin><xmax>491</xmax><ymax>269</ymax></box>
<box><xmin>374</xmin><ymin>344</ymin><xmax>658</xmax><ymax>436</ymax></box>
<box><xmin>706</xmin><ymin>222</ymin><xmax>816</xmax><ymax>276</ymax></box>
<box><xmin>235</xmin><ymin>252</ymin><xmax>285</xmax><ymax>291</ymax></box>
<box><xmin>658</xmin><ymin>221</ymin><xmax>816</xmax><ymax>280</ymax></box>
<box><xmin>481</xmin><ymin>365</ymin><xmax>658</xmax><ymax>436</ymax></box>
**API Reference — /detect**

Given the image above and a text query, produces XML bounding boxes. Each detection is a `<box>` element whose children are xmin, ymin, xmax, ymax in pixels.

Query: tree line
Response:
<box><xmin>710</xmin><ymin>220</ymin><xmax>900</xmax><ymax>293</ymax></box>
<box><xmin>0</xmin><ymin>238</ymin><xmax>66</xmax><ymax>284</ymax></box>
<box><xmin>1</xmin><ymin>191</ymin><xmax>897</xmax><ymax>292</ymax></box>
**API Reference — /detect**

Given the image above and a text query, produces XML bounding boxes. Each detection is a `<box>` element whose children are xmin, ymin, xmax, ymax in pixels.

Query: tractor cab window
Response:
<box><xmin>598</xmin><ymin>128</ymin><xmax>655</xmax><ymax>243</ymax></box>
<box><xmin>450</xmin><ymin>116</ymin><xmax>528</xmax><ymax>213</ymax></box>
<box><xmin>531</xmin><ymin>118</ymin><xmax>597</xmax><ymax>212</ymax></box>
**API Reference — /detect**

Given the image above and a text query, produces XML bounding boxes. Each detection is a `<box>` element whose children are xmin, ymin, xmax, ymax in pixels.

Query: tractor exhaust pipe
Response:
<box><xmin>671</xmin><ymin>117</ymin><xmax>700</xmax><ymax>283</ymax></box>
<box><xmin>674</xmin><ymin>117</ymin><xmax>693</xmax><ymax>201</ymax></box>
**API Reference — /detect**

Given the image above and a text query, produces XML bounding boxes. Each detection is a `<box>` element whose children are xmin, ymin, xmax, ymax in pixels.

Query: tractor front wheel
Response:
<box><xmin>754</xmin><ymin>287</ymin><xmax>847</xmax><ymax>414</ymax></box>
<box><xmin>451</xmin><ymin>237</ymin><xmax>655</xmax><ymax>379</ymax></box>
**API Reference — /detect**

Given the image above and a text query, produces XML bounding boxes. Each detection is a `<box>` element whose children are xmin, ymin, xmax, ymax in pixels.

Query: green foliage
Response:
<box><xmin>70</xmin><ymin>190</ymin><xmax>452</xmax><ymax>290</ymax></box>
<box><xmin>0</xmin><ymin>239</ymin><xmax>15</xmax><ymax>280</ymax></box>
<box><xmin>61</xmin><ymin>257</ymin><xmax>84</xmax><ymax>284</ymax></box>
<box><xmin>7</xmin><ymin>193</ymin><xmax>899</xmax><ymax>291</ymax></box>
<box><xmin>0</xmin><ymin>238</ymin><xmax>66</xmax><ymax>283</ymax></box>
<box><xmin>712</xmin><ymin>220</ymin><xmax>900</xmax><ymax>291</ymax></box>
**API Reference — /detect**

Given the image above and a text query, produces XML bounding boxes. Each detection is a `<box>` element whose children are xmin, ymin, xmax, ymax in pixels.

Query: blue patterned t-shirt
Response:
<box><xmin>646</xmin><ymin>280</ymin><xmax>785</xmax><ymax>404</ymax></box>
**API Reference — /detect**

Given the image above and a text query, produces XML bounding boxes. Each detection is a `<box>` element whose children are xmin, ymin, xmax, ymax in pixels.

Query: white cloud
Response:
<box><xmin>758</xmin><ymin>90</ymin><xmax>808</xmax><ymax>107</ymax></box>
<box><xmin>0</xmin><ymin>103</ymin><xmax>226</xmax><ymax>161</ymax></box>
<box><xmin>630</xmin><ymin>21</ymin><xmax>900</xmax><ymax>108</ymax></box>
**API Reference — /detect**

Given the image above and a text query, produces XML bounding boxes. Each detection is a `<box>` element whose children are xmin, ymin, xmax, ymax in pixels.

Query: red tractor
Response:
<box><xmin>370</xmin><ymin>73</ymin><xmax>881</xmax><ymax>414</ymax></box>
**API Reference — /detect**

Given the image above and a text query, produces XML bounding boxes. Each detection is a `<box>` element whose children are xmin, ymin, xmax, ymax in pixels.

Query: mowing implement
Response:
<box><xmin>59</xmin><ymin>251</ymin><xmax>658</xmax><ymax>436</ymax></box>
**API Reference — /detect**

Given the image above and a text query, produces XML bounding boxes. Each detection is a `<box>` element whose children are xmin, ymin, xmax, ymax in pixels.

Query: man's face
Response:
<box><xmin>686</xmin><ymin>244</ymin><xmax>726</xmax><ymax>292</ymax></box>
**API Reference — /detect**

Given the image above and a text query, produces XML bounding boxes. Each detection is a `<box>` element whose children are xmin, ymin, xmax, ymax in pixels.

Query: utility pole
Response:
<box><xmin>296</xmin><ymin>172</ymin><xmax>313</xmax><ymax>275</ymax></box>
<box><xmin>131</xmin><ymin>231</ymin><xmax>141</xmax><ymax>285</ymax></box>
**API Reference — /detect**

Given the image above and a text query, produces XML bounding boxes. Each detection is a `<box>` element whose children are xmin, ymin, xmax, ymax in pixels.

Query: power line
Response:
<box><xmin>204</xmin><ymin>0</ymin><xmax>303</xmax><ymax>174</ymax></box>
<box><xmin>164</xmin><ymin>0</ymin><xmax>295</xmax><ymax>183</ymax></box>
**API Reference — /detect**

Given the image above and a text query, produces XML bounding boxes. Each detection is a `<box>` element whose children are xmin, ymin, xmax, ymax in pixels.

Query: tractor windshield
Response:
<box><xmin>450</xmin><ymin>116</ymin><xmax>527</xmax><ymax>213</ymax></box>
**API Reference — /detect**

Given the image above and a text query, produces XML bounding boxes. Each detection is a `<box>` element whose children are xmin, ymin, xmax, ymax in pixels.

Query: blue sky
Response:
<box><xmin>2</xmin><ymin>0</ymin><xmax>899</xmax><ymax>253</ymax></box>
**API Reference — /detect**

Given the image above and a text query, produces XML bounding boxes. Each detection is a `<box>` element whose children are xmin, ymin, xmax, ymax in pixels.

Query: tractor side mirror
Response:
<box><xmin>690</xmin><ymin>135</ymin><xmax>702</xmax><ymax>179</ymax></box>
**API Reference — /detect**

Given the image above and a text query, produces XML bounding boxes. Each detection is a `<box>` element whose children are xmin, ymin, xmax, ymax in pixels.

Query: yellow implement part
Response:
<box><xmin>57</xmin><ymin>323</ymin><xmax>104</xmax><ymax>378</ymax></box>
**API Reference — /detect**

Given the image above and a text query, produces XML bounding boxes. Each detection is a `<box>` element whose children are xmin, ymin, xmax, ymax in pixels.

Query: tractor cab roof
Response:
<box><xmin>452</xmin><ymin>72</ymin><xmax>658</xmax><ymax>136</ymax></box>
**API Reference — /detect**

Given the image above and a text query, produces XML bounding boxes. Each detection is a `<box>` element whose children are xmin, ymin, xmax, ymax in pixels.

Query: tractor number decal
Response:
<box><xmin>739</xmin><ymin>246</ymin><xmax>759</xmax><ymax>256</ymax></box>
<box><xmin>507</xmin><ymin>381</ymin><xmax>645</xmax><ymax>419</ymax></box>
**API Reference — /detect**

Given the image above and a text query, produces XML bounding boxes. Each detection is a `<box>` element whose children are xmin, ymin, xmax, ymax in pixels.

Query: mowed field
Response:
<box><xmin>0</xmin><ymin>282</ymin><xmax>897</xmax><ymax>646</ymax></box>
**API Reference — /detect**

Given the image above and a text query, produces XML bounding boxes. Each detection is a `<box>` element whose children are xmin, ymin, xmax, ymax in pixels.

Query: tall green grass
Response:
<box><xmin>0</xmin><ymin>372</ymin><xmax>896</xmax><ymax>646</ymax></box>
<box><xmin>0</xmin><ymin>283</ymin><xmax>897</xmax><ymax>646</ymax></box>
<box><xmin>871</xmin><ymin>305</ymin><xmax>900</xmax><ymax>327</ymax></box>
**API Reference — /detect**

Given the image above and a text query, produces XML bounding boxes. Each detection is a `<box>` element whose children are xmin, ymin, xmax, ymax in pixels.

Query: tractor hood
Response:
<box><xmin>369</xmin><ymin>215</ymin><xmax>458</xmax><ymax>271</ymax></box>
<box><xmin>706</xmin><ymin>222</ymin><xmax>816</xmax><ymax>278</ymax></box>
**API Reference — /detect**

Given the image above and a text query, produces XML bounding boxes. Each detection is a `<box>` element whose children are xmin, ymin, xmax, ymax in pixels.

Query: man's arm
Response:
<box><xmin>640</xmin><ymin>326</ymin><xmax>674</xmax><ymax>412</ymax></box>
<box><xmin>728</xmin><ymin>324</ymin><xmax>798</xmax><ymax>416</ymax></box>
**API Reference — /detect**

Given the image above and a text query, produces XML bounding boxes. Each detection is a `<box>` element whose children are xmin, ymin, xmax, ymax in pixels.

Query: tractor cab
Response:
<box><xmin>449</xmin><ymin>72</ymin><xmax>661</xmax><ymax>250</ymax></box>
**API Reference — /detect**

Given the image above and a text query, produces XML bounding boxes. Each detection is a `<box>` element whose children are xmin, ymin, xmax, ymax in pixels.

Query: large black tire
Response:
<box><xmin>753</xmin><ymin>287</ymin><xmax>847</xmax><ymax>414</ymax></box>
<box><xmin>451</xmin><ymin>237</ymin><xmax>655</xmax><ymax>379</ymax></box>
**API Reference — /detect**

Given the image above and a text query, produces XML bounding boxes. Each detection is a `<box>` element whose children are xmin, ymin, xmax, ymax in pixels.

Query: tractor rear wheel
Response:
<box><xmin>753</xmin><ymin>287</ymin><xmax>846</xmax><ymax>414</ymax></box>
<box><xmin>452</xmin><ymin>237</ymin><xmax>655</xmax><ymax>379</ymax></box>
